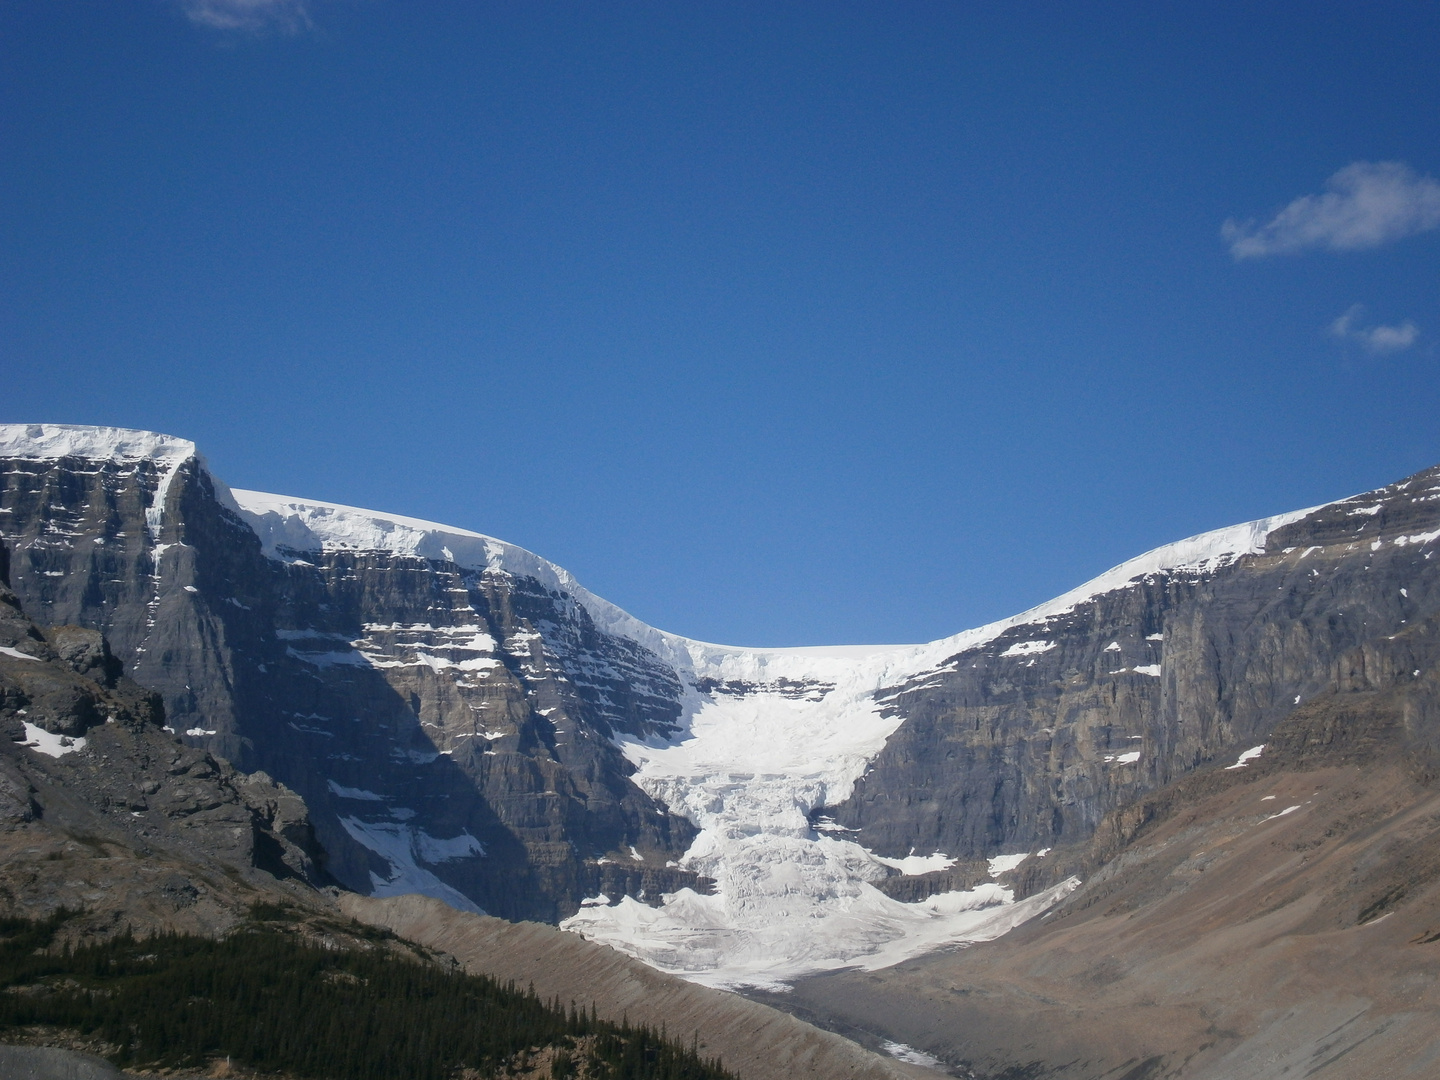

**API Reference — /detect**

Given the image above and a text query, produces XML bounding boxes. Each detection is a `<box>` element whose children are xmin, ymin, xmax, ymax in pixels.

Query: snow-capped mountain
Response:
<box><xmin>3</xmin><ymin>423</ymin><xmax>1439</xmax><ymax>989</ymax></box>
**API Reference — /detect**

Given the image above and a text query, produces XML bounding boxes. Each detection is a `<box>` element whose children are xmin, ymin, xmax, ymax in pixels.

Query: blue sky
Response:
<box><xmin>3</xmin><ymin>2</ymin><xmax>1439</xmax><ymax>646</ymax></box>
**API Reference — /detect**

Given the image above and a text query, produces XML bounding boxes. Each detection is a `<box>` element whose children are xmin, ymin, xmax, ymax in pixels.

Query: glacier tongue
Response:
<box><xmin>563</xmin><ymin>645</ymin><xmax>1080</xmax><ymax>990</ymax></box>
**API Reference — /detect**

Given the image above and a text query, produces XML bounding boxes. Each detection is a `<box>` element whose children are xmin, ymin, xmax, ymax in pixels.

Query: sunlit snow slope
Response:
<box><xmin>227</xmin><ymin>480</ymin><xmax>1320</xmax><ymax>989</ymax></box>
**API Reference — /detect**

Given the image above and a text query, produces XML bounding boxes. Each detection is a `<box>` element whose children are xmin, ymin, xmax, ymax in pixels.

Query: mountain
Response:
<box><xmin>3</xmin><ymin>422</ymin><xmax>1439</xmax><ymax>996</ymax></box>
<box><xmin>0</xmin><ymin>424</ymin><xmax>701</xmax><ymax>924</ymax></box>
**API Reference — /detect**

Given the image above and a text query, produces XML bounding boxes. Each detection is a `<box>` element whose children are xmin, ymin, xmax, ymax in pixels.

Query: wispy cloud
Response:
<box><xmin>1223</xmin><ymin>162</ymin><xmax>1440</xmax><ymax>259</ymax></box>
<box><xmin>1329</xmin><ymin>304</ymin><xmax>1420</xmax><ymax>355</ymax></box>
<box><xmin>178</xmin><ymin>0</ymin><xmax>312</xmax><ymax>33</ymax></box>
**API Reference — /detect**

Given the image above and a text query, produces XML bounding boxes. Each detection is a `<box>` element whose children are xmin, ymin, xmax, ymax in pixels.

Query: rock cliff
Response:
<box><xmin>0</xmin><ymin>538</ymin><xmax>327</xmax><ymax>939</ymax></box>
<box><xmin>821</xmin><ymin>466</ymin><xmax>1440</xmax><ymax>874</ymax></box>
<box><xmin>0</xmin><ymin>425</ymin><xmax>701</xmax><ymax>922</ymax></box>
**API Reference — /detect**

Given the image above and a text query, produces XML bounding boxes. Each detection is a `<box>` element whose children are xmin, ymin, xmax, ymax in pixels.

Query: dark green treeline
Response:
<box><xmin>0</xmin><ymin>911</ymin><xmax>733</xmax><ymax>1080</ymax></box>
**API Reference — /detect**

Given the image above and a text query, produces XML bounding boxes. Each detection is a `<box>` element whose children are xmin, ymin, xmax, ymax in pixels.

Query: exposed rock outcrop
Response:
<box><xmin>0</xmin><ymin>544</ymin><xmax>329</xmax><ymax>939</ymax></box>
<box><xmin>0</xmin><ymin>428</ymin><xmax>702</xmax><ymax>921</ymax></box>
<box><xmin>822</xmin><ymin>466</ymin><xmax>1440</xmax><ymax>875</ymax></box>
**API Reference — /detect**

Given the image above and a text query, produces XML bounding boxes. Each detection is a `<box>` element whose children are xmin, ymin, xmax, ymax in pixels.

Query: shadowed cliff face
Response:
<box><xmin>0</xmin><ymin>546</ymin><xmax>328</xmax><ymax>939</ymax></box>
<box><xmin>0</xmin><ymin>452</ymin><xmax>702</xmax><ymax>922</ymax></box>
<box><xmin>821</xmin><ymin>466</ymin><xmax>1440</xmax><ymax>872</ymax></box>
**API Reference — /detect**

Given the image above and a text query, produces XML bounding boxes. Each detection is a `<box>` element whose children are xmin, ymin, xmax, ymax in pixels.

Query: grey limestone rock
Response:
<box><xmin>820</xmin><ymin>465</ymin><xmax>1440</xmax><ymax>882</ymax></box>
<box><xmin>0</xmin><ymin>449</ymin><xmax>702</xmax><ymax>921</ymax></box>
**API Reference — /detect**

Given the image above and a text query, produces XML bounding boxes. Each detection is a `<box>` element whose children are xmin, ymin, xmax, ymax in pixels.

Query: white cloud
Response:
<box><xmin>1329</xmin><ymin>304</ymin><xmax>1420</xmax><ymax>355</ymax></box>
<box><xmin>1223</xmin><ymin>161</ymin><xmax>1440</xmax><ymax>259</ymax></box>
<box><xmin>178</xmin><ymin>0</ymin><xmax>312</xmax><ymax>32</ymax></box>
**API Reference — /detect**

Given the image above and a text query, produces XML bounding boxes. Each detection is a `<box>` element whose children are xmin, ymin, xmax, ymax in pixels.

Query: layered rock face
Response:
<box><xmin>824</xmin><ymin>467</ymin><xmax>1440</xmax><ymax>872</ymax></box>
<box><xmin>0</xmin><ymin>426</ymin><xmax>701</xmax><ymax>921</ymax></box>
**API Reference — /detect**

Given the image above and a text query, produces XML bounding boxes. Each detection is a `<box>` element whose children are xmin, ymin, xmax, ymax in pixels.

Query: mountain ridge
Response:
<box><xmin>1</xmin><ymin>421</ymin><xmax>1336</xmax><ymax>661</ymax></box>
<box><xmin>3</xmin><ymin>421</ymin><xmax>1437</xmax><ymax>993</ymax></box>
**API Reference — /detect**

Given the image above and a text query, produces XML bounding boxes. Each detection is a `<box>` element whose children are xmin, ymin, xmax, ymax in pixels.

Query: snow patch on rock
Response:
<box><xmin>338</xmin><ymin>816</ymin><xmax>485</xmax><ymax>915</ymax></box>
<box><xmin>21</xmin><ymin>722</ymin><xmax>85</xmax><ymax>758</ymax></box>
<box><xmin>987</xmin><ymin>853</ymin><xmax>1031</xmax><ymax>877</ymax></box>
<box><xmin>1226</xmin><ymin>745</ymin><xmax>1267</xmax><ymax>770</ymax></box>
<box><xmin>873</xmin><ymin>851</ymin><xmax>956</xmax><ymax>875</ymax></box>
<box><xmin>882</xmin><ymin>1041</ymin><xmax>945</xmax><ymax>1068</ymax></box>
<box><xmin>1001</xmin><ymin>640</ymin><xmax>1056</xmax><ymax>657</ymax></box>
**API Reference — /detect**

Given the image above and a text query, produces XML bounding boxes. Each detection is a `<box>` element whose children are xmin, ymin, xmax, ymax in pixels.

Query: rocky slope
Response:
<box><xmin>4</xmin><ymin>423</ymin><xmax>1440</xmax><ymax>991</ymax></box>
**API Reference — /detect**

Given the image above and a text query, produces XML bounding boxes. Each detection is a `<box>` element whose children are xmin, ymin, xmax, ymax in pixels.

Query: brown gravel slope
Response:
<box><xmin>340</xmin><ymin>893</ymin><xmax>937</xmax><ymax>1080</ymax></box>
<box><xmin>773</xmin><ymin>691</ymin><xmax>1440</xmax><ymax>1079</ymax></box>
